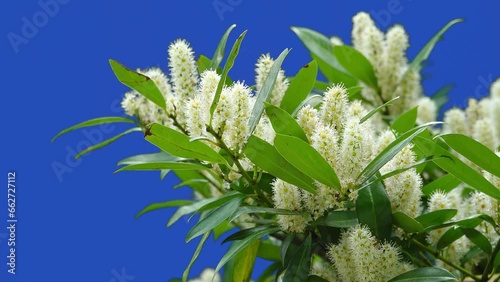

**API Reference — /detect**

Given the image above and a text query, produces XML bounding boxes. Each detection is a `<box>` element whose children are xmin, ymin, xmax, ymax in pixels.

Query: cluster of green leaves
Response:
<box><xmin>52</xmin><ymin>18</ymin><xmax>500</xmax><ymax>282</ymax></box>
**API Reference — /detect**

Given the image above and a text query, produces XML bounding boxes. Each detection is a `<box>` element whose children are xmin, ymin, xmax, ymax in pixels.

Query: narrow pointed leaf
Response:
<box><xmin>247</xmin><ymin>48</ymin><xmax>291</xmax><ymax>138</ymax></box>
<box><xmin>357</xmin><ymin>123</ymin><xmax>438</xmax><ymax>184</ymax></box>
<box><xmin>135</xmin><ymin>199</ymin><xmax>193</xmax><ymax>219</ymax></box>
<box><xmin>315</xmin><ymin>210</ymin><xmax>358</xmax><ymax>228</ymax></box>
<box><xmin>437</xmin><ymin>227</ymin><xmax>465</xmax><ymax>249</ymax></box>
<box><xmin>291</xmin><ymin>94</ymin><xmax>323</xmax><ymax>117</ymax></box>
<box><xmin>210</xmin><ymin>30</ymin><xmax>247</xmax><ymax>120</ymax></box>
<box><xmin>211</xmin><ymin>24</ymin><xmax>237</xmax><ymax>70</ymax></box>
<box><xmin>231</xmin><ymin>240</ymin><xmax>260</xmax><ymax>282</ymax></box>
<box><xmin>75</xmin><ymin>127</ymin><xmax>142</xmax><ymax>159</ymax></box>
<box><xmin>229</xmin><ymin>206</ymin><xmax>304</xmax><ymax>223</ymax></box>
<box><xmin>359</xmin><ymin>96</ymin><xmax>399</xmax><ymax>124</ymax></box>
<box><xmin>145</xmin><ymin>123</ymin><xmax>227</xmax><ymax>164</ymax></box>
<box><xmin>118</xmin><ymin>152</ymin><xmax>179</xmax><ymax>166</ymax></box>
<box><xmin>274</xmin><ymin>134</ymin><xmax>341</xmax><ymax>190</ymax></box>
<box><xmin>280</xmin><ymin>60</ymin><xmax>318</xmax><ymax>114</ymax></box>
<box><xmin>462</xmin><ymin>228</ymin><xmax>492</xmax><ymax>254</ymax></box>
<box><xmin>432</xmin><ymin>84</ymin><xmax>453</xmax><ymax>112</ymax></box>
<box><xmin>388</xmin><ymin>267</ymin><xmax>458</xmax><ymax>282</ymax></box>
<box><xmin>283</xmin><ymin>234</ymin><xmax>312</xmax><ymax>281</ymax></box>
<box><xmin>52</xmin><ymin>116</ymin><xmax>137</xmax><ymax>142</ymax></box>
<box><xmin>415</xmin><ymin>209</ymin><xmax>457</xmax><ymax>230</ymax></box>
<box><xmin>392</xmin><ymin>212</ymin><xmax>424</xmax><ymax>234</ymax></box>
<box><xmin>182</xmin><ymin>232</ymin><xmax>210</xmax><ymax>282</ymax></box>
<box><xmin>408</xmin><ymin>19</ymin><xmax>463</xmax><ymax>73</ymax></box>
<box><xmin>414</xmin><ymin>136</ymin><xmax>500</xmax><ymax>199</ymax></box>
<box><xmin>356</xmin><ymin>178</ymin><xmax>392</xmax><ymax>240</ymax></box>
<box><xmin>291</xmin><ymin>27</ymin><xmax>355</xmax><ymax>86</ymax></box>
<box><xmin>109</xmin><ymin>59</ymin><xmax>166</xmax><ymax>109</ymax></box>
<box><xmin>215</xmin><ymin>226</ymin><xmax>280</xmax><ymax>273</ymax></box>
<box><xmin>390</xmin><ymin>107</ymin><xmax>418</xmax><ymax>135</ymax></box>
<box><xmin>197</xmin><ymin>54</ymin><xmax>212</xmax><ymax>74</ymax></box>
<box><xmin>168</xmin><ymin>192</ymin><xmax>241</xmax><ymax>227</ymax></box>
<box><xmin>115</xmin><ymin>162</ymin><xmax>208</xmax><ymax>173</ymax></box>
<box><xmin>186</xmin><ymin>196</ymin><xmax>244</xmax><ymax>242</ymax></box>
<box><xmin>440</xmin><ymin>133</ymin><xmax>500</xmax><ymax>179</ymax></box>
<box><xmin>422</xmin><ymin>174</ymin><xmax>461</xmax><ymax>196</ymax></box>
<box><xmin>264</xmin><ymin>102</ymin><xmax>308</xmax><ymax>141</ymax></box>
<box><xmin>243</xmin><ymin>135</ymin><xmax>317</xmax><ymax>194</ymax></box>
<box><xmin>333</xmin><ymin>45</ymin><xmax>379</xmax><ymax>90</ymax></box>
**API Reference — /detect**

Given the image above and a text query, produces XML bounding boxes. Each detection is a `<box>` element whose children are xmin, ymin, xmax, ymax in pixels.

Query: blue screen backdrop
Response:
<box><xmin>1</xmin><ymin>1</ymin><xmax>499</xmax><ymax>281</ymax></box>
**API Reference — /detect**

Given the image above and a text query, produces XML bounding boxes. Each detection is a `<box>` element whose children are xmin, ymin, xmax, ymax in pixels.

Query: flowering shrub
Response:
<box><xmin>53</xmin><ymin>12</ymin><xmax>500</xmax><ymax>282</ymax></box>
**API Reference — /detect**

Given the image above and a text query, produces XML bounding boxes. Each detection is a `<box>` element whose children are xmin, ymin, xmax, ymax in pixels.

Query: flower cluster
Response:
<box><xmin>443</xmin><ymin>78</ymin><xmax>500</xmax><ymax>152</ymax></box>
<box><xmin>351</xmin><ymin>12</ymin><xmax>436</xmax><ymax>124</ymax></box>
<box><xmin>328</xmin><ymin>225</ymin><xmax>413</xmax><ymax>281</ymax></box>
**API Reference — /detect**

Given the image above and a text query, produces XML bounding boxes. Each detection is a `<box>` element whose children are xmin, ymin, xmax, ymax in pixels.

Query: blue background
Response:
<box><xmin>1</xmin><ymin>1</ymin><xmax>499</xmax><ymax>281</ymax></box>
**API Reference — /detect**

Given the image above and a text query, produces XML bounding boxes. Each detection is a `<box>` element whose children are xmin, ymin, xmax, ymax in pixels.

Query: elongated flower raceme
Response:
<box><xmin>255</xmin><ymin>53</ymin><xmax>289</xmax><ymax>106</ymax></box>
<box><xmin>351</xmin><ymin>12</ymin><xmax>437</xmax><ymax>125</ymax></box>
<box><xmin>328</xmin><ymin>225</ymin><xmax>413</xmax><ymax>282</ymax></box>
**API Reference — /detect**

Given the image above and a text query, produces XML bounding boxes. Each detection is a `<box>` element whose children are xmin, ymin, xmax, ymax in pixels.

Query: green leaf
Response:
<box><xmin>432</xmin><ymin>84</ymin><xmax>453</xmax><ymax>113</ymax></box>
<box><xmin>215</xmin><ymin>226</ymin><xmax>280</xmax><ymax>273</ymax></box>
<box><xmin>291</xmin><ymin>94</ymin><xmax>323</xmax><ymax>117</ymax></box>
<box><xmin>115</xmin><ymin>162</ymin><xmax>208</xmax><ymax>173</ymax></box>
<box><xmin>440</xmin><ymin>134</ymin><xmax>500</xmax><ymax>179</ymax></box>
<box><xmin>414</xmin><ymin>136</ymin><xmax>500</xmax><ymax>199</ymax></box>
<box><xmin>257</xmin><ymin>239</ymin><xmax>281</xmax><ymax>261</ymax></box>
<box><xmin>462</xmin><ymin>228</ymin><xmax>492</xmax><ymax>254</ymax></box>
<box><xmin>291</xmin><ymin>27</ymin><xmax>356</xmax><ymax>86</ymax></box>
<box><xmin>52</xmin><ymin>116</ymin><xmax>137</xmax><ymax>142</ymax></box>
<box><xmin>422</xmin><ymin>174</ymin><xmax>461</xmax><ymax>196</ymax></box>
<box><xmin>313</xmin><ymin>80</ymin><xmax>331</xmax><ymax>92</ymax></box>
<box><xmin>281</xmin><ymin>235</ymin><xmax>295</xmax><ymax>268</ymax></box>
<box><xmin>168</xmin><ymin>192</ymin><xmax>242</xmax><ymax>227</ymax></box>
<box><xmin>415</xmin><ymin>209</ymin><xmax>457</xmax><ymax>230</ymax></box>
<box><xmin>244</xmin><ymin>135</ymin><xmax>317</xmax><ymax>194</ymax></box>
<box><xmin>247</xmin><ymin>48</ymin><xmax>291</xmax><ymax>138</ymax></box>
<box><xmin>388</xmin><ymin>267</ymin><xmax>458</xmax><ymax>282</ymax></box>
<box><xmin>174</xmin><ymin>179</ymin><xmax>209</xmax><ymax>189</ymax></box>
<box><xmin>109</xmin><ymin>59</ymin><xmax>166</xmax><ymax>109</ymax></box>
<box><xmin>274</xmin><ymin>134</ymin><xmax>341</xmax><ymax>190</ymax></box>
<box><xmin>186</xmin><ymin>196</ymin><xmax>244</xmax><ymax>242</ymax></box>
<box><xmin>314</xmin><ymin>210</ymin><xmax>358</xmax><ymax>228</ymax></box>
<box><xmin>223</xmin><ymin>225</ymin><xmax>276</xmax><ymax>244</ymax></box>
<box><xmin>174</xmin><ymin>170</ymin><xmax>211</xmax><ymax>198</ymax></box>
<box><xmin>264</xmin><ymin>102</ymin><xmax>308</xmax><ymax>142</ymax></box>
<box><xmin>213</xmin><ymin>219</ymin><xmax>234</xmax><ymax>241</ymax></box>
<box><xmin>280</xmin><ymin>61</ymin><xmax>318</xmax><ymax>114</ymax></box>
<box><xmin>75</xmin><ymin>127</ymin><xmax>142</xmax><ymax>159</ymax></box>
<box><xmin>182</xmin><ymin>232</ymin><xmax>210</xmax><ymax>282</ymax></box>
<box><xmin>346</xmin><ymin>86</ymin><xmax>364</xmax><ymax>101</ymax></box>
<box><xmin>211</xmin><ymin>24</ymin><xmax>237</xmax><ymax>70</ymax></box>
<box><xmin>256</xmin><ymin>262</ymin><xmax>280</xmax><ymax>282</ymax></box>
<box><xmin>461</xmin><ymin>246</ymin><xmax>482</xmax><ymax>266</ymax></box>
<box><xmin>231</xmin><ymin>240</ymin><xmax>260</xmax><ymax>282</ymax></box>
<box><xmin>229</xmin><ymin>206</ymin><xmax>303</xmax><ymax>223</ymax></box>
<box><xmin>118</xmin><ymin>152</ymin><xmax>179</xmax><ymax>166</ymax></box>
<box><xmin>359</xmin><ymin>96</ymin><xmax>399</xmax><ymax>124</ymax></box>
<box><xmin>306</xmin><ymin>275</ymin><xmax>330</xmax><ymax>282</ymax></box>
<box><xmin>356</xmin><ymin>178</ymin><xmax>392</xmax><ymax>240</ymax></box>
<box><xmin>283</xmin><ymin>234</ymin><xmax>312</xmax><ymax>281</ymax></box>
<box><xmin>391</xmin><ymin>107</ymin><xmax>418</xmax><ymax>135</ymax></box>
<box><xmin>145</xmin><ymin>123</ymin><xmax>227</xmax><ymax>164</ymax></box>
<box><xmin>333</xmin><ymin>45</ymin><xmax>379</xmax><ymax>90</ymax></box>
<box><xmin>408</xmin><ymin>19</ymin><xmax>463</xmax><ymax>74</ymax></box>
<box><xmin>197</xmin><ymin>54</ymin><xmax>212</xmax><ymax>74</ymax></box>
<box><xmin>210</xmin><ymin>30</ymin><xmax>247</xmax><ymax>121</ymax></box>
<box><xmin>437</xmin><ymin>227</ymin><xmax>464</xmax><ymax>249</ymax></box>
<box><xmin>357</xmin><ymin>123</ymin><xmax>437</xmax><ymax>184</ymax></box>
<box><xmin>392</xmin><ymin>212</ymin><xmax>424</xmax><ymax>234</ymax></box>
<box><xmin>135</xmin><ymin>199</ymin><xmax>193</xmax><ymax>219</ymax></box>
